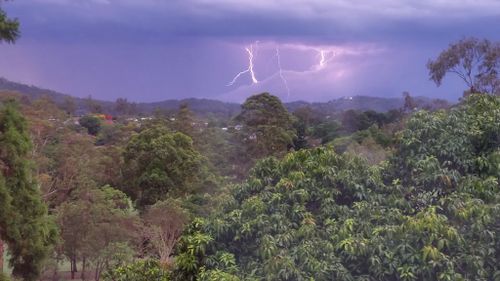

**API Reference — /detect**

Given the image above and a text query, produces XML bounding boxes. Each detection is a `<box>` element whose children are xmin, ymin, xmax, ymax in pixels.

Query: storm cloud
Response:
<box><xmin>0</xmin><ymin>0</ymin><xmax>499</xmax><ymax>102</ymax></box>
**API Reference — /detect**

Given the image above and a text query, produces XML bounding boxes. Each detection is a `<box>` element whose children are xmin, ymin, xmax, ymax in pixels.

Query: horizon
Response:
<box><xmin>0</xmin><ymin>76</ymin><xmax>452</xmax><ymax>105</ymax></box>
<box><xmin>0</xmin><ymin>1</ymin><xmax>499</xmax><ymax>103</ymax></box>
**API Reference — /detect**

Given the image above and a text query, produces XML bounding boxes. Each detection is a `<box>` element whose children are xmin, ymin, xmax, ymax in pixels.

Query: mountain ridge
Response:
<box><xmin>0</xmin><ymin>77</ymin><xmax>446</xmax><ymax>116</ymax></box>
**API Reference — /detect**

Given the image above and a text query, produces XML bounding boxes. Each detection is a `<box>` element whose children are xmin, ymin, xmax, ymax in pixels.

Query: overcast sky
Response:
<box><xmin>0</xmin><ymin>0</ymin><xmax>499</xmax><ymax>102</ymax></box>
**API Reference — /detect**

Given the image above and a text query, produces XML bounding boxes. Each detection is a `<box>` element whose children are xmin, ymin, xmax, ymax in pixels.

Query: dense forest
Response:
<box><xmin>1</xmin><ymin>4</ymin><xmax>500</xmax><ymax>281</ymax></box>
<box><xmin>1</xmin><ymin>86</ymin><xmax>499</xmax><ymax>281</ymax></box>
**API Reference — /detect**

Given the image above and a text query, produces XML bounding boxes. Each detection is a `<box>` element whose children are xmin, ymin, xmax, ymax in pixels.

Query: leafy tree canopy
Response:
<box><xmin>173</xmin><ymin>94</ymin><xmax>500</xmax><ymax>281</ymax></box>
<box><xmin>0</xmin><ymin>101</ymin><xmax>58</xmax><ymax>281</ymax></box>
<box><xmin>428</xmin><ymin>37</ymin><xmax>500</xmax><ymax>95</ymax></box>
<box><xmin>123</xmin><ymin>125</ymin><xmax>216</xmax><ymax>208</ymax></box>
<box><xmin>0</xmin><ymin>4</ymin><xmax>19</xmax><ymax>43</ymax></box>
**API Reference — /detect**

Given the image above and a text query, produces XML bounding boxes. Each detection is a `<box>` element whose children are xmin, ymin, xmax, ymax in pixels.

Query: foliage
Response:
<box><xmin>174</xmin><ymin>103</ymin><xmax>196</xmax><ymax>137</ymax></box>
<box><xmin>0</xmin><ymin>7</ymin><xmax>19</xmax><ymax>43</ymax></box>
<box><xmin>173</xmin><ymin>95</ymin><xmax>500</xmax><ymax>280</ymax></box>
<box><xmin>143</xmin><ymin>199</ymin><xmax>190</xmax><ymax>266</ymax></box>
<box><xmin>174</xmin><ymin>148</ymin><xmax>390</xmax><ymax>280</ymax></box>
<box><xmin>103</xmin><ymin>259</ymin><xmax>171</xmax><ymax>281</ymax></box>
<box><xmin>123</xmin><ymin>125</ymin><xmax>216</xmax><ymax>207</ymax></box>
<box><xmin>79</xmin><ymin>115</ymin><xmax>102</xmax><ymax>135</ymax></box>
<box><xmin>427</xmin><ymin>37</ymin><xmax>500</xmax><ymax>95</ymax></box>
<box><xmin>56</xmin><ymin>185</ymin><xmax>139</xmax><ymax>280</ymax></box>
<box><xmin>232</xmin><ymin>93</ymin><xmax>296</xmax><ymax>177</ymax></box>
<box><xmin>0</xmin><ymin>101</ymin><xmax>58</xmax><ymax>281</ymax></box>
<box><xmin>312</xmin><ymin>120</ymin><xmax>341</xmax><ymax>144</ymax></box>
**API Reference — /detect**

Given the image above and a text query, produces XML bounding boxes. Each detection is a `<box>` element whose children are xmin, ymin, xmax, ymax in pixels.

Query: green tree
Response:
<box><xmin>79</xmin><ymin>115</ymin><xmax>102</xmax><ymax>135</ymax></box>
<box><xmin>174</xmin><ymin>148</ymin><xmax>386</xmax><ymax>280</ymax></box>
<box><xmin>233</xmin><ymin>93</ymin><xmax>296</xmax><ymax>176</ymax></box>
<box><xmin>0</xmin><ymin>101</ymin><xmax>58</xmax><ymax>281</ymax></box>
<box><xmin>123</xmin><ymin>126</ymin><xmax>215</xmax><ymax>208</ymax></box>
<box><xmin>173</xmin><ymin>95</ymin><xmax>500</xmax><ymax>280</ymax></box>
<box><xmin>174</xmin><ymin>103</ymin><xmax>196</xmax><ymax>138</ymax></box>
<box><xmin>57</xmin><ymin>186</ymin><xmax>139</xmax><ymax>280</ymax></box>
<box><xmin>312</xmin><ymin>120</ymin><xmax>341</xmax><ymax>144</ymax></box>
<box><xmin>427</xmin><ymin>37</ymin><xmax>500</xmax><ymax>95</ymax></box>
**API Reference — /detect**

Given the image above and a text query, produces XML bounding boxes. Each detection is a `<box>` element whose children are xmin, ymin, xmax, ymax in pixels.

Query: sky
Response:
<box><xmin>0</xmin><ymin>0</ymin><xmax>499</xmax><ymax>103</ymax></box>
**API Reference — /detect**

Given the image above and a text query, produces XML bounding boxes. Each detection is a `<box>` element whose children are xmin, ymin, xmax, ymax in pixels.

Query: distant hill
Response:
<box><xmin>285</xmin><ymin>95</ymin><xmax>446</xmax><ymax>115</ymax></box>
<box><xmin>0</xmin><ymin>78</ymin><xmax>240</xmax><ymax>118</ymax></box>
<box><xmin>0</xmin><ymin>77</ymin><xmax>448</xmax><ymax>118</ymax></box>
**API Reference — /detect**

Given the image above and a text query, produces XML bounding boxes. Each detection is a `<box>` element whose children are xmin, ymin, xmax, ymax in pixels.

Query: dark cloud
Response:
<box><xmin>0</xmin><ymin>0</ymin><xmax>499</xmax><ymax>102</ymax></box>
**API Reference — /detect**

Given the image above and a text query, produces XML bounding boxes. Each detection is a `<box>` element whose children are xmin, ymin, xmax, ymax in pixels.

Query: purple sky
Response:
<box><xmin>0</xmin><ymin>0</ymin><xmax>499</xmax><ymax>103</ymax></box>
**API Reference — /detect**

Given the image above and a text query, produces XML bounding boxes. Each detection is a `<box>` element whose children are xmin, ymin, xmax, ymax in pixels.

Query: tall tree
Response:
<box><xmin>57</xmin><ymin>186</ymin><xmax>138</xmax><ymax>281</ymax></box>
<box><xmin>234</xmin><ymin>93</ymin><xmax>296</xmax><ymax>172</ymax></box>
<box><xmin>85</xmin><ymin>95</ymin><xmax>103</xmax><ymax>114</ymax></box>
<box><xmin>0</xmin><ymin>101</ymin><xmax>58</xmax><ymax>281</ymax></box>
<box><xmin>174</xmin><ymin>103</ymin><xmax>196</xmax><ymax>138</ymax></box>
<box><xmin>142</xmin><ymin>199</ymin><xmax>189</xmax><ymax>267</ymax></box>
<box><xmin>427</xmin><ymin>37</ymin><xmax>500</xmax><ymax>95</ymax></box>
<box><xmin>123</xmin><ymin>126</ymin><xmax>215</xmax><ymax>208</ymax></box>
<box><xmin>114</xmin><ymin>98</ymin><xmax>130</xmax><ymax>116</ymax></box>
<box><xmin>62</xmin><ymin>96</ymin><xmax>77</xmax><ymax>116</ymax></box>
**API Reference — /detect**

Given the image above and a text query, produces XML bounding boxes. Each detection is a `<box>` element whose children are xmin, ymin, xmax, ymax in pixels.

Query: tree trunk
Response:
<box><xmin>51</xmin><ymin>261</ymin><xmax>59</xmax><ymax>281</ymax></box>
<box><xmin>70</xmin><ymin>256</ymin><xmax>77</xmax><ymax>280</ymax></box>
<box><xmin>81</xmin><ymin>257</ymin><xmax>86</xmax><ymax>281</ymax></box>
<box><xmin>94</xmin><ymin>264</ymin><xmax>100</xmax><ymax>281</ymax></box>
<box><xmin>0</xmin><ymin>239</ymin><xmax>4</xmax><ymax>274</ymax></box>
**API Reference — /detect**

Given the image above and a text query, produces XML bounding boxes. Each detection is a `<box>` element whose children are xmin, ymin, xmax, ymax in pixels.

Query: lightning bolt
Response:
<box><xmin>227</xmin><ymin>44</ymin><xmax>258</xmax><ymax>86</ymax></box>
<box><xmin>319</xmin><ymin>50</ymin><xmax>327</xmax><ymax>68</ymax></box>
<box><xmin>275</xmin><ymin>47</ymin><xmax>290</xmax><ymax>101</ymax></box>
<box><xmin>315</xmin><ymin>49</ymin><xmax>337</xmax><ymax>71</ymax></box>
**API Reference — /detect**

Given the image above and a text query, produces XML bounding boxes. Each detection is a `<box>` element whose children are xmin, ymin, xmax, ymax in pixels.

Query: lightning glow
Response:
<box><xmin>224</xmin><ymin>41</ymin><xmax>377</xmax><ymax>101</ymax></box>
<box><xmin>227</xmin><ymin>44</ymin><xmax>258</xmax><ymax>86</ymax></box>
<box><xmin>275</xmin><ymin>47</ymin><xmax>290</xmax><ymax>101</ymax></box>
<box><xmin>319</xmin><ymin>50</ymin><xmax>327</xmax><ymax>67</ymax></box>
<box><xmin>315</xmin><ymin>49</ymin><xmax>335</xmax><ymax>70</ymax></box>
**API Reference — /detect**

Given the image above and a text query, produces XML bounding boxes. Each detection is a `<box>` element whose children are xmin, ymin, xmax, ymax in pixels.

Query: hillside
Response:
<box><xmin>0</xmin><ymin>77</ymin><xmax>447</xmax><ymax>117</ymax></box>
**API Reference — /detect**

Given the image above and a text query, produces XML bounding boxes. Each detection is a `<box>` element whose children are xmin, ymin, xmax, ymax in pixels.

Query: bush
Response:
<box><xmin>103</xmin><ymin>259</ymin><xmax>170</xmax><ymax>281</ymax></box>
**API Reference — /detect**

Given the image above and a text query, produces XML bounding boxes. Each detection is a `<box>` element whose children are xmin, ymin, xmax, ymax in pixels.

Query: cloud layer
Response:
<box><xmin>0</xmin><ymin>0</ymin><xmax>498</xmax><ymax>102</ymax></box>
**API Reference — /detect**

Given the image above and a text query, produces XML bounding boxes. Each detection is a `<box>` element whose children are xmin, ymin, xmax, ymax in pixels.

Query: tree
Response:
<box><xmin>123</xmin><ymin>126</ymin><xmax>215</xmax><ymax>208</ymax></box>
<box><xmin>57</xmin><ymin>186</ymin><xmax>139</xmax><ymax>281</ymax></box>
<box><xmin>0</xmin><ymin>3</ymin><xmax>19</xmax><ymax>43</ymax></box>
<box><xmin>62</xmin><ymin>96</ymin><xmax>77</xmax><ymax>116</ymax></box>
<box><xmin>79</xmin><ymin>115</ymin><xmax>102</xmax><ymax>135</ymax></box>
<box><xmin>341</xmin><ymin>109</ymin><xmax>371</xmax><ymax>133</ymax></box>
<box><xmin>85</xmin><ymin>95</ymin><xmax>103</xmax><ymax>114</ymax></box>
<box><xmin>173</xmin><ymin>95</ymin><xmax>500</xmax><ymax>280</ymax></box>
<box><xmin>142</xmin><ymin>199</ymin><xmax>189</xmax><ymax>267</ymax></box>
<box><xmin>292</xmin><ymin>106</ymin><xmax>322</xmax><ymax>150</ymax></box>
<box><xmin>114</xmin><ymin>98</ymin><xmax>131</xmax><ymax>116</ymax></box>
<box><xmin>312</xmin><ymin>120</ymin><xmax>341</xmax><ymax>144</ymax></box>
<box><xmin>174</xmin><ymin>103</ymin><xmax>196</xmax><ymax>138</ymax></box>
<box><xmin>233</xmin><ymin>93</ymin><xmax>296</xmax><ymax>174</ymax></box>
<box><xmin>174</xmin><ymin>148</ymin><xmax>385</xmax><ymax>280</ymax></box>
<box><xmin>427</xmin><ymin>37</ymin><xmax>500</xmax><ymax>95</ymax></box>
<box><xmin>402</xmin><ymin>91</ymin><xmax>417</xmax><ymax>113</ymax></box>
<box><xmin>43</xmin><ymin>132</ymin><xmax>100</xmax><ymax>207</ymax></box>
<box><xmin>0</xmin><ymin>101</ymin><xmax>58</xmax><ymax>281</ymax></box>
